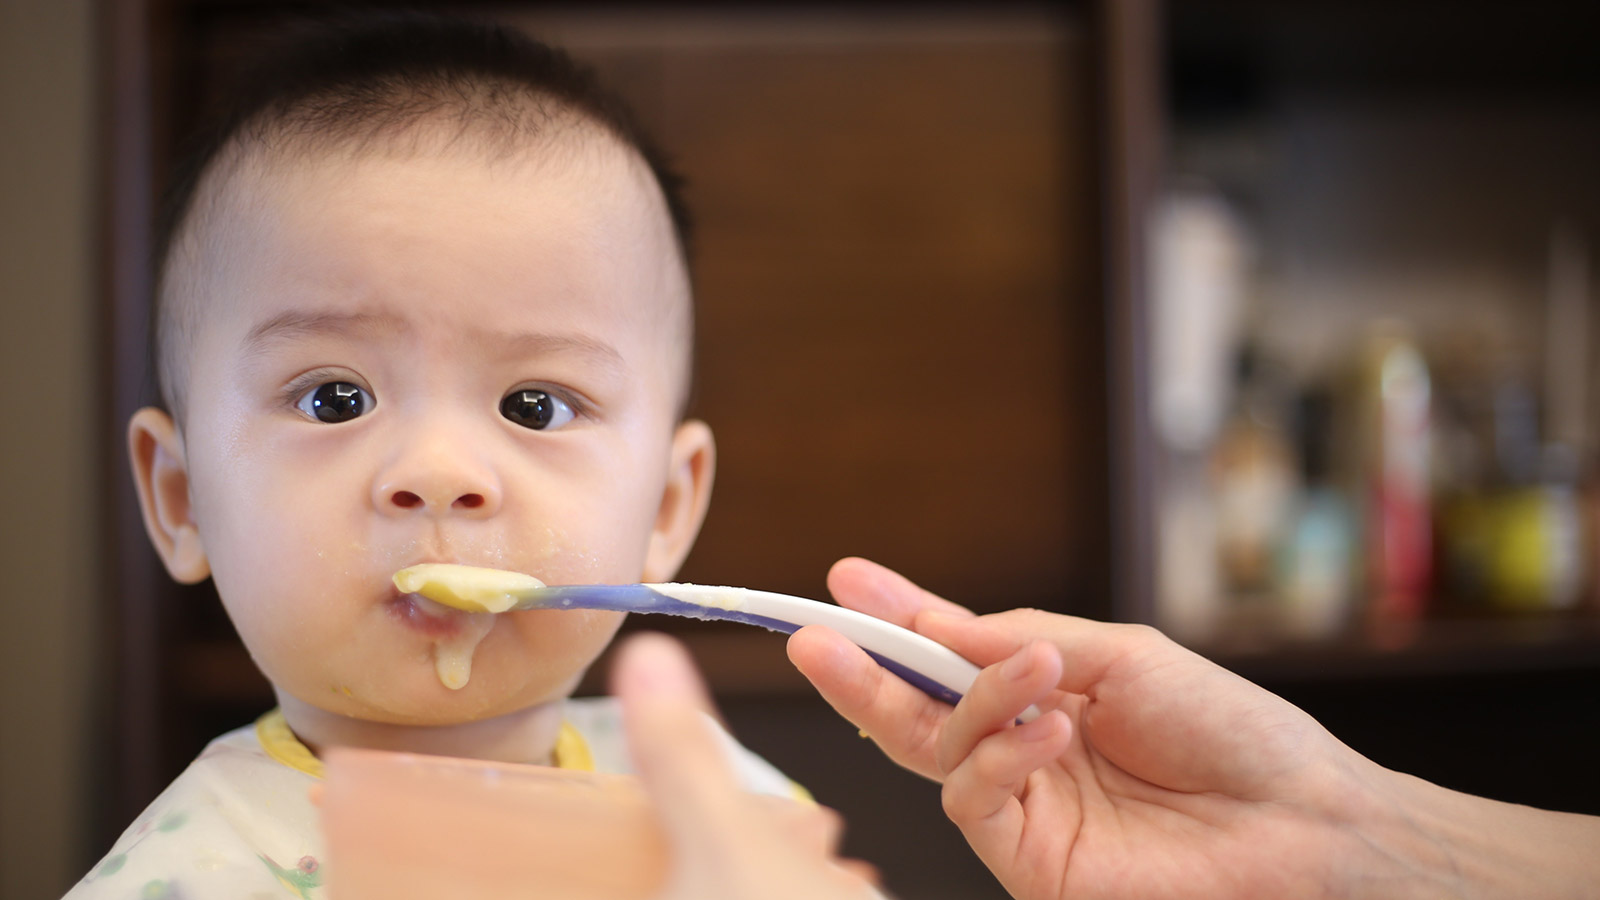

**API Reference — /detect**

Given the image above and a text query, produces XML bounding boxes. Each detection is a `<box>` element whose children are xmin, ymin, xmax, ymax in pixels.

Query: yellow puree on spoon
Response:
<box><xmin>392</xmin><ymin>564</ymin><xmax>546</xmax><ymax>690</ymax></box>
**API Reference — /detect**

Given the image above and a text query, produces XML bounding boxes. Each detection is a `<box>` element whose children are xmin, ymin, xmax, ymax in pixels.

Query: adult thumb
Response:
<box><xmin>612</xmin><ymin>633</ymin><xmax>746</xmax><ymax>856</ymax></box>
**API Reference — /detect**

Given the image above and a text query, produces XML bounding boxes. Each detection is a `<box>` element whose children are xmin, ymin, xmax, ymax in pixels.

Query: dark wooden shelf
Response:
<box><xmin>1197</xmin><ymin>612</ymin><xmax>1600</xmax><ymax>683</ymax></box>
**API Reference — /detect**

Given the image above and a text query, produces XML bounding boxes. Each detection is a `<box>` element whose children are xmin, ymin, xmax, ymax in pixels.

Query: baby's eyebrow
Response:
<box><xmin>242</xmin><ymin>309</ymin><xmax>401</xmax><ymax>353</ymax></box>
<box><xmin>241</xmin><ymin>308</ymin><xmax>628</xmax><ymax>374</ymax></box>
<box><xmin>493</xmin><ymin>331</ymin><xmax>627</xmax><ymax>376</ymax></box>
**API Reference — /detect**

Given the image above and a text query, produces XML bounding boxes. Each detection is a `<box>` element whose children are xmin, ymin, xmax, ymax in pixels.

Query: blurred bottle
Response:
<box><xmin>1277</xmin><ymin>386</ymin><xmax>1354</xmax><ymax>639</ymax></box>
<box><xmin>1436</xmin><ymin>352</ymin><xmax>1586</xmax><ymax>614</ymax></box>
<box><xmin>1358</xmin><ymin>326</ymin><xmax>1433</xmax><ymax>631</ymax></box>
<box><xmin>1469</xmin><ymin>219</ymin><xmax>1591</xmax><ymax>613</ymax></box>
<box><xmin>1525</xmin><ymin>222</ymin><xmax>1593</xmax><ymax>613</ymax></box>
<box><xmin>1212</xmin><ymin>342</ymin><xmax>1295</xmax><ymax>598</ymax></box>
<box><xmin>1429</xmin><ymin>335</ymin><xmax>1496</xmax><ymax>613</ymax></box>
<box><xmin>1482</xmin><ymin>375</ymin><xmax>1544</xmax><ymax>610</ymax></box>
<box><xmin>1150</xmin><ymin>185</ymin><xmax>1252</xmax><ymax>641</ymax></box>
<box><xmin>1488</xmin><ymin>445</ymin><xmax>1584</xmax><ymax>612</ymax></box>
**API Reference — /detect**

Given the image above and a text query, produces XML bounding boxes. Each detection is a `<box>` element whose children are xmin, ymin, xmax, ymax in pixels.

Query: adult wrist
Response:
<box><xmin>1356</xmin><ymin>764</ymin><xmax>1600</xmax><ymax>900</ymax></box>
<box><xmin>1296</xmin><ymin>753</ymin><xmax>1457</xmax><ymax>900</ymax></box>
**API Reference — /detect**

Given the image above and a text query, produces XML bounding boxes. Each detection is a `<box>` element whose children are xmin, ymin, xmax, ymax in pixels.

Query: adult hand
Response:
<box><xmin>789</xmin><ymin>558</ymin><xmax>1600</xmax><ymax>900</ymax></box>
<box><xmin>612</xmin><ymin>632</ymin><xmax>879</xmax><ymax>900</ymax></box>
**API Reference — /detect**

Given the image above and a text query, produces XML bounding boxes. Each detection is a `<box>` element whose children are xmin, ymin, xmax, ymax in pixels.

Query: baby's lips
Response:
<box><xmin>388</xmin><ymin>589</ymin><xmax>469</xmax><ymax>637</ymax></box>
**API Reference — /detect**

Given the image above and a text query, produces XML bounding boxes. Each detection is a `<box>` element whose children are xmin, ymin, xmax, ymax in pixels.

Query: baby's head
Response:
<box><xmin>129</xmin><ymin>14</ymin><xmax>714</xmax><ymax>729</ymax></box>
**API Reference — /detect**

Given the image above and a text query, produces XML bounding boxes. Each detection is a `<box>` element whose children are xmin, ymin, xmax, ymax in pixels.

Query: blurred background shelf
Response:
<box><xmin>1141</xmin><ymin>0</ymin><xmax>1600</xmax><ymax>659</ymax></box>
<box><xmin>1199</xmin><ymin>612</ymin><xmax>1600</xmax><ymax>682</ymax></box>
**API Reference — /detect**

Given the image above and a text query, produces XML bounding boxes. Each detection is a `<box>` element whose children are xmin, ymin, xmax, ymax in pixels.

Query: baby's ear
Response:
<box><xmin>128</xmin><ymin>407</ymin><xmax>211</xmax><ymax>583</ymax></box>
<box><xmin>642</xmin><ymin>420</ymin><xmax>715</xmax><ymax>583</ymax></box>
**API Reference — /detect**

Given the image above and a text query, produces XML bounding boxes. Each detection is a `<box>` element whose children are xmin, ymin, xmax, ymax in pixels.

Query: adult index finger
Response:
<box><xmin>826</xmin><ymin>557</ymin><xmax>977</xmax><ymax>628</ymax></box>
<box><xmin>933</xmin><ymin>640</ymin><xmax>1065</xmax><ymax>778</ymax></box>
<box><xmin>917</xmin><ymin>609</ymin><xmax>1179</xmax><ymax>699</ymax></box>
<box><xmin>787</xmin><ymin>624</ymin><xmax>950</xmax><ymax>782</ymax></box>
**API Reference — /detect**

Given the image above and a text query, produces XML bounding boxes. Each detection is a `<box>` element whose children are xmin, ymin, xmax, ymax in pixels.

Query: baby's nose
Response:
<box><xmin>373</xmin><ymin>441</ymin><xmax>502</xmax><ymax>518</ymax></box>
<box><xmin>387</xmin><ymin>487</ymin><xmax>491</xmax><ymax>512</ymax></box>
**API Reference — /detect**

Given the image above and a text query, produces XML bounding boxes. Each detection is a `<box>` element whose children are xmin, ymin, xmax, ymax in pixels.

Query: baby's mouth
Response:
<box><xmin>390</xmin><ymin>588</ymin><xmax>469</xmax><ymax>636</ymax></box>
<box><xmin>390</xmin><ymin>581</ymin><xmax>501</xmax><ymax>691</ymax></box>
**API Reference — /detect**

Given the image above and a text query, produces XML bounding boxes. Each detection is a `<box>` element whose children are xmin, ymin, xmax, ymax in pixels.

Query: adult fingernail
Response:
<box><xmin>618</xmin><ymin>633</ymin><xmax>699</xmax><ymax>698</ymax></box>
<box><xmin>1000</xmin><ymin>648</ymin><xmax>1033</xmax><ymax>681</ymax></box>
<box><xmin>920</xmin><ymin>610</ymin><xmax>964</xmax><ymax>630</ymax></box>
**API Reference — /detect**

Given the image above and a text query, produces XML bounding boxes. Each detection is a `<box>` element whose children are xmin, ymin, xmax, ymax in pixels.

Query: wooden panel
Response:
<box><xmin>579</xmin><ymin>30</ymin><xmax>1108</xmax><ymax>611</ymax></box>
<box><xmin>1097</xmin><ymin>0</ymin><xmax>1162</xmax><ymax>624</ymax></box>
<box><xmin>102</xmin><ymin>0</ymin><xmax>169</xmax><ymax>841</ymax></box>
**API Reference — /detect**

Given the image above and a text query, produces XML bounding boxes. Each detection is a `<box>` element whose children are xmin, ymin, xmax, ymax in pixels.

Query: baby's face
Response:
<box><xmin>172</xmin><ymin>134</ymin><xmax>695</xmax><ymax>725</ymax></box>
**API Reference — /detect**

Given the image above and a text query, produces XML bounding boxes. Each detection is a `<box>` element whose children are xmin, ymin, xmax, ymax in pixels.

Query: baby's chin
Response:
<box><xmin>282</xmin><ymin>680</ymin><xmax>582</xmax><ymax>737</ymax></box>
<box><xmin>263</xmin><ymin>608</ymin><xmax>625</xmax><ymax>727</ymax></box>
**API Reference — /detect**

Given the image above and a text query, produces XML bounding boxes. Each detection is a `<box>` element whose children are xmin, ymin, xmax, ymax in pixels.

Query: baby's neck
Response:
<box><xmin>275</xmin><ymin>692</ymin><xmax>567</xmax><ymax>767</ymax></box>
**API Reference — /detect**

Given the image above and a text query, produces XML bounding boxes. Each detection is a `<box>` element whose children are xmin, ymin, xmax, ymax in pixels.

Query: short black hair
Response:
<box><xmin>152</xmin><ymin>10</ymin><xmax>694</xmax><ymax>418</ymax></box>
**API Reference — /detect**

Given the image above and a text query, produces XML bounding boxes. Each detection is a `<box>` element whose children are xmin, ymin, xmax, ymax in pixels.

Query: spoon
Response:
<box><xmin>393</xmin><ymin>563</ymin><xmax>1040</xmax><ymax>721</ymax></box>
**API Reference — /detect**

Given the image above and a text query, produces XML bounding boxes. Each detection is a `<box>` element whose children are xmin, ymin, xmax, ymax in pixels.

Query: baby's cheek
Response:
<box><xmin>503</xmin><ymin>609</ymin><xmax>624</xmax><ymax>677</ymax></box>
<box><xmin>518</xmin><ymin>525</ymin><xmax>617</xmax><ymax>586</ymax></box>
<box><xmin>529</xmin><ymin>550</ymin><xmax>609</xmax><ymax>586</ymax></box>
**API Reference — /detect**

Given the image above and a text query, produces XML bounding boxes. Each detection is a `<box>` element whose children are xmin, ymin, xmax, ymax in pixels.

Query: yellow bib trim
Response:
<box><xmin>551</xmin><ymin>716</ymin><xmax>594</xmax><ymax>771</ymax></box>
<box><xmin>257</xmin><ymin>709</ymin><xmax>325</xmax><ymax>778</ymax></box>
<box><xmin>255</xmin><ymin>708</ymin><xmax>594</xmax><ymax>778</ymax></box>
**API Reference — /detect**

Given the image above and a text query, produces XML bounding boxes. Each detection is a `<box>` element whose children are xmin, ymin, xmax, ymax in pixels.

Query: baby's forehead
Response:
<box><xmin>196</xmin><ymin>106</ymin><xmax>680</xmax><ymax>285</ymax></box>
<box><xmin>228</xmin><ymin>108</ymin><xmax>647</xmax><ymax>205</ymax></box>
<box><xmin>152</xmin><ymin>30</ymin><xmax>698</xmax><ymax>424</ymax></box>
<box><xmin>171</xmin><ymin>117</ymin><xmax>694</xmax><ymax>406</ymax></box>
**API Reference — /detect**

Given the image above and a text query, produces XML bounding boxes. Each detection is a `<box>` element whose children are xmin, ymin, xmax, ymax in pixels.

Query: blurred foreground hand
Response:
<box><xmin>613</xmin><ymin>633</ymin><xmax>881</xmax><ymax>900</ymax></box>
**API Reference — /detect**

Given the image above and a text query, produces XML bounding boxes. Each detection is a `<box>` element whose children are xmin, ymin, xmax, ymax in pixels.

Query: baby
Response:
<box><xmin>70</xmin><ymin>13</ymin><xmax>800</xmax><ymax>898</ymax></box>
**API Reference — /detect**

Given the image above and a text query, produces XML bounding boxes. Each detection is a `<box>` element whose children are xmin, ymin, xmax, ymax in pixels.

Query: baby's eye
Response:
<box><xmin>500</xmin><ymin>389</ymin><xmax>575</xmax><ymax>431</ymax></box>
<box><xmin>295</xmin><ymin>381</ymin><xmax>373</xmax><ymax>423</ymax></box>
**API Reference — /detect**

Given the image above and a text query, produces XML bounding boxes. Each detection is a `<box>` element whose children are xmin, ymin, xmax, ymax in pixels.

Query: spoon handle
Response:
<box><xmin>519</xmin><ymin>583</ymin><xmax>1040</xmax><ymax>722</ymax></box>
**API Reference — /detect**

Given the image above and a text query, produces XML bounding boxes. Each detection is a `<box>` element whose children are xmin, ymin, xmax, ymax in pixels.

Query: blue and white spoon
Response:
<box><xmin>394</xmin><ymin>563</ymin><xmax>1039</xmax><ymax>721</ymax></box>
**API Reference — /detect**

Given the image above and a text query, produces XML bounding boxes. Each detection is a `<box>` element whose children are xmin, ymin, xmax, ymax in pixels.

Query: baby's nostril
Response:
<box><xmin>392</xmin><ymin>490</ymin><xmax>423</xmax><ymax>509</ymax></box>
<box><xmin>455</xmin><ymin>493</ymin><xmax>485</xmax><ymax>509</ymax></box>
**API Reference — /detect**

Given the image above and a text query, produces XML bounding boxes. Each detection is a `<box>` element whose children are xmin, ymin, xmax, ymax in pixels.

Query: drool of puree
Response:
<box><xmin>393</xmin><ymin>565</ymin><xmax>546</xmax><ymax>690</ymax></box>
<box><xmin>429</xmin><ymin>608</ymin><xmax>497</xmax><ymax>690</ymax></box>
